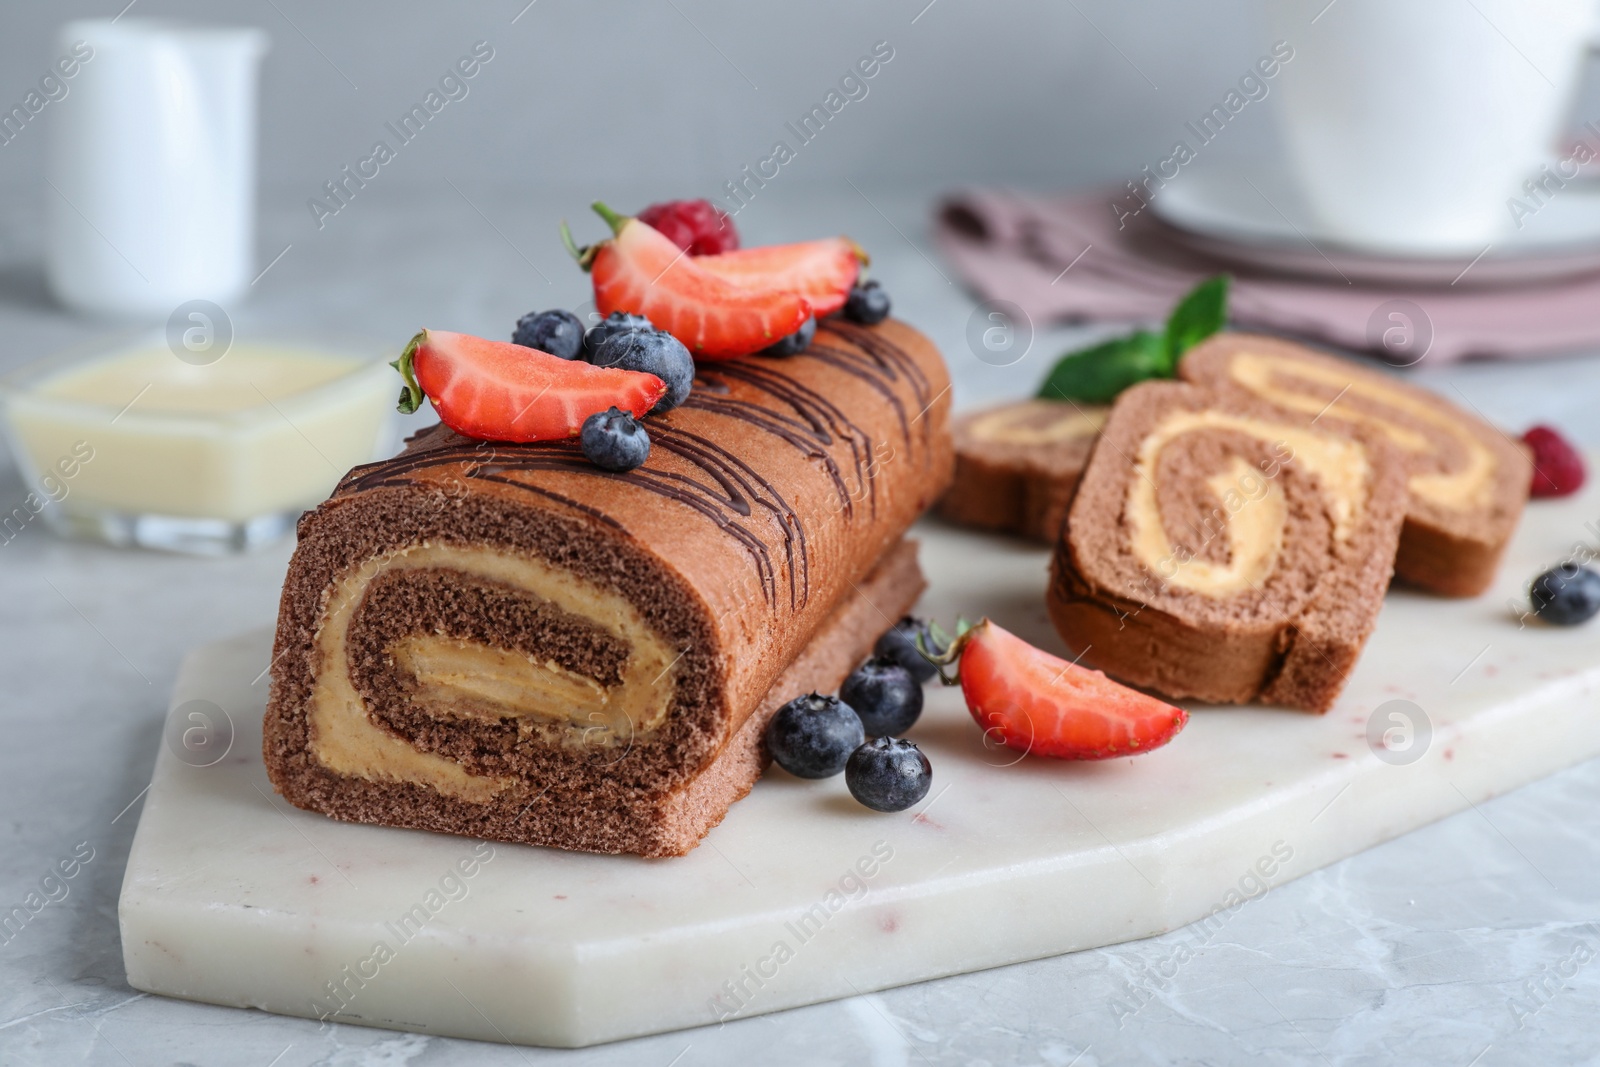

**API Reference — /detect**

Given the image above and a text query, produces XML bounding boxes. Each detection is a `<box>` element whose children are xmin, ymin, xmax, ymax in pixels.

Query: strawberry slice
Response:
<box><xmin>953</xmin><ymin>619</ymin><xmax>1188</xmax><ymax>760</ymax></box>
<box><xmin>572</xmin><ymin>203</ymin><xmax>812</xmax><ymax>361</ymax></box>
<box><xmin>393</xmin><ymin>329</ymin><xmax>665</xmax><ymax>443</ymax></box>
<box><xmin>694</xmin><ymin>238</ymin><xmax>865</xmax><ymax>318</ymax></box>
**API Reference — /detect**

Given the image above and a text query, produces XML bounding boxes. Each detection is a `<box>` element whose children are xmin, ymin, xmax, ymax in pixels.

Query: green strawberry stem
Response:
<box><xmin>559</xmin><ymin>220</ymin><xmax>599</xmax><ymax>272</ymax></box>
<box><xmin>591</xmin><ymin>201</ymin><xmax>628</xmax><ymax>236</ymax></box>
<box><xmin>391</xmin><ymin>330</ymin><xmax>427</xmax><ymax>414</ymax></box>
<box><xmin>916</xmin><ymin>617</ymin><xmax>976</xmax><ymax>686</ymax></box>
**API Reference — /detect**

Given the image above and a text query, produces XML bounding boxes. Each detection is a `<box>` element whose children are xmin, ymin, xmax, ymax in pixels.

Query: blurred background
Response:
<box><xmin>0</xmin><ymin>0</ymin><xmax>1296</xmax><ymax>362</ymax></box>
<box><xmin>1</xmin><ymin>0</ymin><xmax>1285</xmax><ymax>198</ymax></box>
<box><xmin>4</xmin><ymin>0</ymin><xmax>1599</xmax><ymax>399</ymax></box>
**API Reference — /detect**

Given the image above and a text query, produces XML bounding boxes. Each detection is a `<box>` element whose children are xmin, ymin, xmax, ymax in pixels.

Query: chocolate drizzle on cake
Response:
<box><xmin>812</xmin><ymin>318</ymin><xmax>938</xmax><ymax>451</ymax></box>
<box><xmin>340</xmin><ymin>320</ymin><xmax>932</xmax><ymax>611</ymax></box>
<box><xmin>264</xmin><ymin>318</ymin><xmax>954</xmax><ymax>857</ymax></box>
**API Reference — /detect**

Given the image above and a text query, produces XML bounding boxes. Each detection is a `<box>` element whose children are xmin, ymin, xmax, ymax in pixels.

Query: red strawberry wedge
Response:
<box><xmin>695</xmin><ymin>238</ymin><xmax>865</xmax><ymax>318</ymax></box>
<box><xmin>953</xmin><ymin>619</ymin><xmax>1188</xmax><ymax>760</ymax></box>
<box><xmin>392</xmin><ymin>329</ymin><xmax>665</xmax><ymax>443</ymax></box>
<box><xmin>576</xmin><ymin>203</ymin><xmax>812</xmax><ymax>360</ymax></box>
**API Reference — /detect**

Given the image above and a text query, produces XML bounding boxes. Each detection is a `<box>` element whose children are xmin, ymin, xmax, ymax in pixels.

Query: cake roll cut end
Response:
<box><xmin>1049</xmin><ymin>380</ymin><xmax>1408</xmax><ymax>713</ymax></box>
<box><xmin>271</xmin><ymin>535</ymin><xmax>926</xmax><ymax>857</ymax></box>
<box><xmin>938</xmin><ymin>399</ymin><xmax>1108</xmax><ymax>543</ymax></box>
<box><xmin>1180</xmin><ymin>334</ymin><xmax>1529</xmax><ymax>597</ymax></box>
<box><xmin>304</xmin><ymin>542</ymin><xmax>683</xmax><ymax>805</ymax></box>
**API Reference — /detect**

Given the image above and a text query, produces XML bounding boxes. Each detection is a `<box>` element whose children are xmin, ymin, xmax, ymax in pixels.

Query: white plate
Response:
<box><xmin>118</xmin><ymin>494</ymin><xmax>1600</xmax><ymax>1048</ymax></box>
<box><xmin>1151</xmin><ymin>160</ymin><xmax>1600</xmax><ymax>288</ymax></box>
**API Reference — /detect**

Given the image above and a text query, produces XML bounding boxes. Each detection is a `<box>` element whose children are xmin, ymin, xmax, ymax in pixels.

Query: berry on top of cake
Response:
<box><xmin>637</xmin><ymin>198</ymin><xmax>740</xmax><ymax>256</ymax></box>
<box><xmin>565</xmin><ymin>202</ymin><xmax>880</xmax><ymax>360</ymax></box>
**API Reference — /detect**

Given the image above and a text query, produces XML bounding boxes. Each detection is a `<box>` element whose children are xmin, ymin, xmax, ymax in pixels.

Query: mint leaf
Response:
<box><xmin>1034</xmin><ymin>274</ymin><xmax>1230</xmax><ymax>405</ymax></box>
<box><xmin>1036</xmin><ymin>330</ymin><xmax>1166</xmax><ymax>405</ymax></box>
<box><xmin>1162</xmin><ymin>275</ymin><xmax>1229</xmax><ymax>371</ymax></box>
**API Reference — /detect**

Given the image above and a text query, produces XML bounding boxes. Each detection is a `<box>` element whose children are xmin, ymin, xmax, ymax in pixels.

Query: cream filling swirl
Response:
<box><xmin>306</xmin><ymin>543</ymin><xmax>678</xmax><ymax>802</ymax></box>
<box><xmin>1127</xmin><ymin>410</ymin><xmax>1370</xmax><ymax>598</ymax></box>
<box><xmin>1227</xmin><ymin>351</ymin><xmax>1493</xmax><ymax>512</ymax></box>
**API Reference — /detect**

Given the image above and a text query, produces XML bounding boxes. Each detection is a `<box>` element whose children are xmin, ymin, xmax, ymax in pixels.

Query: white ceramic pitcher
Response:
<box><xmin>46</xmin><ymin>19</ymin><xmax>269</xmax><ymax>319</ymax></box>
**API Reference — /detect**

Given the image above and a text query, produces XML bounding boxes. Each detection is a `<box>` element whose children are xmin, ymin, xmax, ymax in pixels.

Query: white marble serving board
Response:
<box><xmin>118</xmin><ymin>487</ymin><xmax>1600</xmax><ymax>1048</ymax></box>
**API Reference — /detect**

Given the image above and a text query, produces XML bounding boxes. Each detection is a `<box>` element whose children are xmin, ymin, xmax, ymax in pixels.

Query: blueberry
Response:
<box><xmin>842</xmin><ymin>281</ymin><xmax>890</xmax><ymax>326</ymax></box>
<box><xmin>761</xmin><ymin>315</ymin><xmax>816</xmax><ymax>358</ymax></box>
<box><xmin>845</xmin><ymin>737</ymin><xmax>931</xmax><ymax>813</ymax></box>
<box><xmin>591</xmin><ymin>328</ymin><xmax>695</xmax><ymax>413</ymax></box>
<box><xmin>874</xmin><ymin>617</ymin><xmax>945</xmax><ymax>684</ymax></box>
<box><xmin>512</xmin><ymin>309</ymin><xmax>584</xmax><ymax>360</ymax></box>
<box><xmin>840</xmin><ymin>656</ymin><xmax>924</xmax><ymax>736</ymax></box>
<box><xmin>583</xmin><ymin>311</ymin><xmax>653</xmax><ymax>359</ymax></box>
<box><xmin>766</xmin><ymin>692</ymin><xmax>865</xmax><ymax>779</ymax></box>
<box><xmin>580</xmin><ymin>406</ymin><xmax>650</xmax><ymax>472</ymax></box>
<box><xmin>1531</xmin><ymin>565</ymin><xmax>1600</xmax><ymax>626</ymax></box>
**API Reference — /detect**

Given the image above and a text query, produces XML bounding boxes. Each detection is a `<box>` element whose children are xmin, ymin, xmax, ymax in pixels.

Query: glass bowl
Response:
<box><xmin>0</xmin><ymin>331</ymin><xmax>397</xmax><ymax>554</ymax></box>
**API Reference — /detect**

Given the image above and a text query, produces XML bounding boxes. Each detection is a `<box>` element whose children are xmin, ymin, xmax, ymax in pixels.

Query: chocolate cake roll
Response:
<box><xmin>1048</xmin><ymin>380</ymin><xmax>1408</xmax><ymax>713</ymax></box>
<box><xmin>265</xmin><ymin>319</ymin><xmax>953</xmax><ymax>857</ymax></box>
<box><xmin>1180</xmin><ymin>334</ymin><xmax>1529</xmax><ymax>597</ymax></box>
<box><xmin>936</xmin><ymin>399</ymin><xmax>1107</xmax><ymax>542</ymax></box>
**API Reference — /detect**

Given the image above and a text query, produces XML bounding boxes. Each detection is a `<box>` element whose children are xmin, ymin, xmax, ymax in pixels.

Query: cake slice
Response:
<box><xmin>936</xmin><ymin>399</ymin><xmax>1107</xmax><ymax>542</ymax></box>
<box><xmin>1048</xmin><ymin>380</ymin><xmax>1408</xmax><ymax>713</ymax></box>
<box><xmin>1180</xmin><ymin>334</ymin><xmax>1530</xmax><ymax>596</ymax></box>
<box><xmin>265</xmin><ymin>319</ymin><xmax>954</xmax><ymax>856</ymax></box>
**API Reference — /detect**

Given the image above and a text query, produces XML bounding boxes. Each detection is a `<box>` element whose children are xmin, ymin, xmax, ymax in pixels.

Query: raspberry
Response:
<box><xmin>1522</xmin><ymin>425</ymin><xmax>1585</xmax><ymax>498</ymax></box>
<box><xmin>636</xmin><ymin>199</ymin><xmax>739</xmax><ymax>256</ymax></box>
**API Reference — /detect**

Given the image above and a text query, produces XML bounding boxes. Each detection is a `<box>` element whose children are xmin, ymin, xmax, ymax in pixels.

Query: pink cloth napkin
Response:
<box><xmin>932</xmin><ymin>188</ymin><xmax>1600</xmax><ymax>365</ymax></box>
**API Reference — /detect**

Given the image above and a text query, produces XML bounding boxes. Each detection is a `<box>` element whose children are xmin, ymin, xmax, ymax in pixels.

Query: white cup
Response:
<box><xmin>47</xmin><ymin>19</ymin><xmax>269</xmax><ymax>319</ymax></box>
<box><xmin>1267</xmin><ymin>0</ymin><xmax>1600</xmax><ymax>253</ymax></box>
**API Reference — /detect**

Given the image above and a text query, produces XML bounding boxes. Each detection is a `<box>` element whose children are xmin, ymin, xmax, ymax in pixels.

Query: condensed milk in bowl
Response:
<box><xmin>0</xmin><ymin>331</ymin><xmax>395</xmax><ymax>553</ymax></box>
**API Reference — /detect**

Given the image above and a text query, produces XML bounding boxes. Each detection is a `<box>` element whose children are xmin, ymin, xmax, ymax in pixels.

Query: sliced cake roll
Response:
<box><xmin>936</xmin><ymin>399</ymin><xmax>1107</xmax><ymax>542</ymax></box>
<box><xmin>265</xmin><ymin>320</ymin><xmax>953</xmax><ymax>857</ymax></box>
<box><xmin>1048</xmin><ymin>380</ymin><xmax>1408</xmax><ymax>713</ymax></box>
<box><xmin>1180</xmin><ymin>334</ymin><xmax>1529</xmax><ymax>596</ymax></box>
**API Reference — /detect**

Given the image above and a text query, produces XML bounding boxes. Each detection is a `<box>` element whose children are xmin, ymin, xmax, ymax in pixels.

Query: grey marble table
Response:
<box><xmin>1</xmin><ymin>184</ymin><xmax>1598</xmax><ymax>1066</ymax></box>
